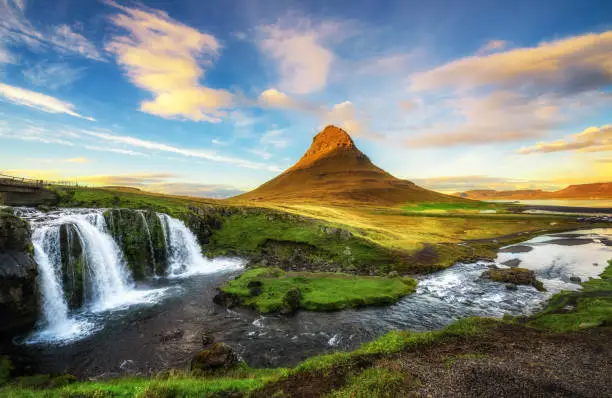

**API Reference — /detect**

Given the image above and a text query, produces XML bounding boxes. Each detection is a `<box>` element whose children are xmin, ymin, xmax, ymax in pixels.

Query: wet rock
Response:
<box><xmin>499</xmin><ymin>245</ymin><xmax>533</xmax><ymax>253</ymax></box>
<box><xmin>482</xmin><ymin>268</ymin><xmax>546</xmax><ymax>292</ymax></box>
<box><xmin>505</xmin><ymin>283</ymin><xmax>518</xmax><ymax>291</ymax></box>
<box><xmin>213</xmin><ymin>289</ymin><xmax>240</xmax><ymax>308</ymax></box>
<box><xmin>201</xmin><ymin>331</ymin><xmax>214</xmax><ymax>347</ymax></box>
<box><xmin>0</xmin><ymin>208</ymin><xmax>38</xmax><ymax>338</ymax></box>
<box><xmin>569</xmin><ymin>276</ymin><xmax>582</xmax><ymax>284</ymax></box>
<box><xmin>501</xmin><ymin>259</ymin><xmax>522</xmax><ymax>268</ymax></box>
<box><xmin>191</xmin><ymin>343</ymin><xmax>240</xmax><ymax>372</ymax></box>
<box><xmin>157</xmin><ymin>328</ymin><xmax>184</xmax><ymax>342</ymax></box>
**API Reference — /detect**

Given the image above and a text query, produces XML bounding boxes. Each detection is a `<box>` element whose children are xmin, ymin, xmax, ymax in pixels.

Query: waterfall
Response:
<box><xmin>138</xmin><ymin>211</ymin><xmax>157</xmax><ymax>272</ymax></box>
<box><xmin>31</xmin><ymin>226</ymin><xmax>70</xmax><ymax>331</ymax></box>
<box><xmin>157</xmin><ymin>213</ymin><xmax>242</xmax><ymax>277</ymax></box>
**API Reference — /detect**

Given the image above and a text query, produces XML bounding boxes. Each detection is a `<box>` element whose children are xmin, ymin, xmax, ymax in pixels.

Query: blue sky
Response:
<box><xmin>1</xmin><ymin>0</ymin><xmax>611</xmax><ymax>197</ymax></box>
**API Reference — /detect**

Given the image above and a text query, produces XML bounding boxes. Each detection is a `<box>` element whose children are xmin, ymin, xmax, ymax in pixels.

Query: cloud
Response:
<box><xmin>0</xmin><ymin>0</ymin><xmax>104</xmax><ymax>63</ymax></box>
<box><xmin>22</xmin><ymin>62</ymin><xmax>85</xmax><ymax>89</ymax></box>
<box><xmin>260</xmin><ymin>129</ymin><xmax>289</xmax><ymax>149</ymax></box>
<box><xmin>258</xmin><ymin>88</ymin><xmax>298</xmax><ymax>108</ymax></box>
<box><xmin>0</xmin><ymin>83</ymin><xmax>94</xmax><ymax>120</ymax></box>
<box><xmin>81</xmin><ymin>129</ymin><xmax>283</xmax><ymax>172</ymax></box>
<box><xmin>83</xmin><ymin>145</ymin><xmax>148</xmax><ymax>157</ymax></box>
<box><xmin>325</xmin><ymin>101</ymin><xmax>364</xmax><ymax>137</ymax></box>
<box><xmin>476</xmin><ymin>40</ymin><xmax>508</xmax><ymax>55</ymax></box>
<box><xmin>84</xmin><ymin>172</ymin><xmax>179</xmax><ymax>186</ymax></box>
<box><xmin>148</xmin><ymin>182</ymin><xmax>245</xmax><ymax>198</ymax></box>
<box><xmin>410</xmin><ymin>175</ymin><xmax>562</xmax><ymax>193</ymax></box>
<box><xmin>104</xmin><ymin>0</ymin><xmax>232</xmax><ymax>122</ymax></box>
<box><xmin>398</xmin><ymin>99</ymin><xmax>418</xmax><ymax>112</ymax></box>
<box><xmin>257</xmin><ymin>17</ymin><xmax>341</xmax><ymax>94</ymax></box>
<box><xmin>410</xmin><ymin>30</ymin><xmax>612</xmax><ymax>95</ymax></box>
<box><xmin>518</xmin><ymin>124</ymin><xmax>612</xmax><ymax>154</ymax></box>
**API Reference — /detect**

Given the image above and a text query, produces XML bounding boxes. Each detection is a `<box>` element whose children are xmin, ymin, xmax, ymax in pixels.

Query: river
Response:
<box><xmin>7</xmin><ymin>208</ymin><xmax>612</xmax><ymax>378</ymax></box>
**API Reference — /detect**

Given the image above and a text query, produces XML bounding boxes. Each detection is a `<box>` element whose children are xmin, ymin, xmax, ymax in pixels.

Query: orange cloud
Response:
<box><xmin>105</xmin><ymin>1</ymin><xmax>232</xmax><ymax>122</ymax></box>
<box><xmin>411</xmin><ymin>31</ymin><xmax>612</xmax><ymax>94</ymax></box>
<box><xmin>518</xmin><ymin>124</ymin><xmax>612</xmax><ymax>154</ymax></box>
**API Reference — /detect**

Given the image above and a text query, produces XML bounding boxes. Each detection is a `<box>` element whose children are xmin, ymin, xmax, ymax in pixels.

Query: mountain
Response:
<box><xmin>456</xmin><ymin>182</ymin><xmax>612</xmax><ymax>200</ymax></box>
<box><xmin>235</xmin><ymin>125</ymin><xmax>463</xmax><ymax>205</ymax></box>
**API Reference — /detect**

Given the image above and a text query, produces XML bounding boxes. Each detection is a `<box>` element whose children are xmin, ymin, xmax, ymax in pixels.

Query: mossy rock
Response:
<box><xmin>482</xmin><ymin>268</ymin><xmax>547</xmax><ymax>292</ymax></box>
<box><xmin>190</xmin><ymin>343</ymin><xmax>240</xmax><ymax>372</ymax></box>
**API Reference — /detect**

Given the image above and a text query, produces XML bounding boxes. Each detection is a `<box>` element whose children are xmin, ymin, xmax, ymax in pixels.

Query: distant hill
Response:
<box><xmin>235</xmin><ymin>125</ymin><xmax>464</xmax><ymax>205</ymax></box>
<box><xmin>455</xmin><ymin>182</ymin><xmax>612</xmax><ymax>200</ymax></box>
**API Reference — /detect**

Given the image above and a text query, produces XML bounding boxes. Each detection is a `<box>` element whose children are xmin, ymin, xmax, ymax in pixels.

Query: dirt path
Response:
<box><xmin>253</xmin><ymin>324</ymin><xmax>612</xmax><ymax>397</ymax></box>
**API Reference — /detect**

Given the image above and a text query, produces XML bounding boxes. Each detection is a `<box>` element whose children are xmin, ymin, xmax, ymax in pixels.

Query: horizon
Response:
<box><xmin>1</xmin><ymin>0</ymin><xmax>612</xmax><ymax>198</ymax></box>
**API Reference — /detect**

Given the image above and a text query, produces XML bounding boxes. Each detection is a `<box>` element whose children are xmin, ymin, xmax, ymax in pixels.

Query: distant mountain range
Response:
<box><xmin>454</xmin><ymin>182</ymin><xmax>612</xmax><ymax>200</ymax></box>
<box><xmin>235</xmin><ymin>125</ymin><xmax>463</xmax><ymax>205</ymax></box>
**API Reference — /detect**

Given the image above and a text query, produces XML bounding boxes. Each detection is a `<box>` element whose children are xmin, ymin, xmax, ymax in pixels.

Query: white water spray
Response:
<box><xmin>157</xmin><ymin>213</ymin><xmax>243</xmax><ymax>277</ymax></box>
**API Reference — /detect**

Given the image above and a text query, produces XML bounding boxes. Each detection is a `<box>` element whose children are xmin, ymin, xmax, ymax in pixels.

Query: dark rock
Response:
<box><xmin>505</xmin><ymin>283</ymin><xmax>518</xmax><ymax>291</ymax></box>
<box><xmin>569</xmin><ymin>276</ymin><xmax>582</xmax><ymax>284</ymax></box>
<box><xmin>213</xmin><ymin>290</ymin><xmax>240</xmax><ymax>308</ymax></box>
<box><xmin>201</xmin><ymin>331</ymin><xmax>214</xmax><ymax>347</ymax></box>
<box><xmin>0</xmin><ymin>209</ymin><xmax>38</xmax><ymax>338</ymax></box>
<box><xmin>191</xmin><ymin>343</ymin><xmax>240</xmax><ymax>372</ymax></box>
<box><xmin>247</xmin><ymin>280</ymin><xmax>263</xmax><ymax>296</ymax></box>
<box><xmin>482</xmin><ymin>268</ymin><xmax>547</xmax><ymax>292</ymax></box>
<box><xmin>157</xmin><ymin>328</ymin><xmax>184</xmax><ymax>342</ymax></box>
<box><xmin>499</xmin><ymin>245</ymin><xmax>533</xmax><ymax>253</ymax></box>
<box><xmin>501</xmin><ymin>259</ymin><xmax>521</xmax><ymax>268</ymax></box>
<box><xmin>281</xmin><ymin>287</ymin><xmax>302</xmax><ymax>314</ymax></box>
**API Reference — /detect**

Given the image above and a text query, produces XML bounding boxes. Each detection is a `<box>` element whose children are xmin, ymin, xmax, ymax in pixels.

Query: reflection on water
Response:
<box><xmin>488</xmin><ymin>199</ymin><xmax>612</xmax><ymax>209</ymax></box>
<box><xmin>10</xmin><ymin>229</ymin><xmax>612</xmax><ymax>378</ymax></box>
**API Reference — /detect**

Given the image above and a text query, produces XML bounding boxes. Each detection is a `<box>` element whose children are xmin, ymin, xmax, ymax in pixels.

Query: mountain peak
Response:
<box><xmin>287</xmin><ymin>125</ymin><xmax>359</xmax><ymax>173</ymax></box>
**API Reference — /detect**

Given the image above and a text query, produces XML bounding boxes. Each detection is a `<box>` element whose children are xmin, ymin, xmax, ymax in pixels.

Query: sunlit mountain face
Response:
<box><xmin>0</xmin><ymin>0</ymin><xmax>610</xmax><ymax>197</ymax></box>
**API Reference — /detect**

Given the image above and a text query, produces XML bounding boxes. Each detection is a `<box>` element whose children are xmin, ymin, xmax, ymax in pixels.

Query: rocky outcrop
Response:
<box><xmin>104</xmin><ymin>209</ymin><xmax>168</xmax><ymax>279</ymax></box>
<box><xmin>482</xmin><ymin>268</ymin><xmax>546</xmax><ymax>292</ymax></box>
<box><xmin>185</xmin><ymin>206</ymin><xmax>225</xmax><ymax>245</ymax></box>
<box><xmin>190</xmin><ymin>343</ymin><xmax>240</xmax><ymax>372</ymax></box>
<box><xmin>0</xmin><ymin>208</ymin><xmax>38</xmax><ymax>337</ymax></box>
<box><xmin>59</xmin><ymin>224</ymin><xmax>85</xmax><ymax>309</ymax></box>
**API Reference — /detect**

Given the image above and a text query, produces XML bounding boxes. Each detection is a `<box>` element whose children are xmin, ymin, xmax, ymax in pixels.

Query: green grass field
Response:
<box><xmin>220</xmin><ymin>267</ymin><xmax>417</xmax><ymax>313</ymax></box>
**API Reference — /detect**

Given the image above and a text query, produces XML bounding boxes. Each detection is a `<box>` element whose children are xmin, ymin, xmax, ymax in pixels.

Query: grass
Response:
<box><xmin>221</xmin><ymin>267</ymin><xmax>417</xmax><ymax>313</ymax></box>
<box><xmin>529</xmin><ymin>259</ymin><xmax>612</xmax><ymax>332</ymax></box>
<box><xmin>325</xmin><ymin>368</ymin><xmax>411</xmax><ymax>398</ymax></box>
<box><xmin>401</xmin><ymin>201</ymin><xmax>502</xmax><ymax>213</ymax></box>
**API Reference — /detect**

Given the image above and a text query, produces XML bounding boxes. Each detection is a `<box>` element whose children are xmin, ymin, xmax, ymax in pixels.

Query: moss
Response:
<box><xmin>59</xmin><ymin>224</ymin><xmax>85</xmax><ymax>309</ymax></box>
<box><xmin>482</xmin><ymin>267</ymin><xmax>547</xmax><ymax>292</ymax></box>
<box><xmin>529</xmin><ymin>259</ymin><xmax>612</xmax><ymax>332</ymax></box>
<box><xmin>0</xmin><ymin>356</ymin><xmax>12</xmax><ymax>386</ymax></box>
<box><xmin>326</xmin><ymin>368</ymin><xmax>412</xmax><ymax>398</ymax></box>
<box><xmin>220</xmin><ymin>268</ymin><xmax>417</xmax><ymax>313</ymax></box>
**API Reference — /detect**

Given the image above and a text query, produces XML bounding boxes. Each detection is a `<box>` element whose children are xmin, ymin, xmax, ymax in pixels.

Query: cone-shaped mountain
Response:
<box><xmin>236</xmin><ymin>125</ymin><xmax>462</xmax><ymax>205</ymax></box>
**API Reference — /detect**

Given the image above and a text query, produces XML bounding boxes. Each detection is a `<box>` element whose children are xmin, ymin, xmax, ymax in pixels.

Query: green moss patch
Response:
<box><xmin>220</xmin><ymin>267</ymin><xmax>417</xmax><ymax>313</ymax></box>
<box><xmin>529</xmin><ymin>260</ymin><xmax>612</xmax><ymax>332</ymax></box>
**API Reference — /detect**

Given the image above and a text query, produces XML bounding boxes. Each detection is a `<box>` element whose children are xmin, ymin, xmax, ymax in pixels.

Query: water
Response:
<box><xmin>487</xmin><ymin>199</ymin><xmax>612</xmax><ymax>209</ymax></box>
<box><xmin>14</xmin><ymin>208</ymin><xmax>243</xmax><ymax>345</ymax></box>
<box><xmin>9</xmin><ymin>225</ymin><xmax>611</xmax><ymax>377</ymax></box>
<box><xmin>158</xmin><ymin>213</ymin><xmax>241</xmax><ymax>277</ymax></box>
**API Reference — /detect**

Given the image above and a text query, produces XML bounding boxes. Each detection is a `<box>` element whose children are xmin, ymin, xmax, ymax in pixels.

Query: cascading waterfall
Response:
<box><xmin>157</xmin><ymin>213</ymin><xmax>239</xmax><ymax>277</ymax></box>
<box><xmin>14</xmin><ymin>207</ymin><xmax>243</xmax><ymax>343</ymax></box>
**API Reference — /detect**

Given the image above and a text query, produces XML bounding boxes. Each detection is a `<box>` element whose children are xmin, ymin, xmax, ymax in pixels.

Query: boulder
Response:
<box><xmin>190</xmin><ymin>343</ymin><xmax>240</xmax><ymax>372</ymax></box>
<box><xmin>482</xmin><ymin>268</ymin><xmax>546</xmax><ymax>292</ymax></box>
<box><xmin>0</xmin><ymin>209</ymin><xmax>38</xmax><ymax>338</ymax></box>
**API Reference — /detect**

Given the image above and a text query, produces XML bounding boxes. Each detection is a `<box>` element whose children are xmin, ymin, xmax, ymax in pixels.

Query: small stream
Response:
<box><xmin>8</xmin><ymin>215</ymin><xmax>612</xmax><ymax>378</ymax></box>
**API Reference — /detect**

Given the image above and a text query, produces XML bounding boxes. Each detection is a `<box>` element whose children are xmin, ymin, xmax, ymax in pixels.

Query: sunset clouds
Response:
<box><xmin>518</xmin><ymin>124</ymin><xmax>612</xmax><ymax>154</ymax></box>
<box><xmin>105</xmin><ymin>1</ymin><xmax>232</xmax><ymax>122</ymax></box>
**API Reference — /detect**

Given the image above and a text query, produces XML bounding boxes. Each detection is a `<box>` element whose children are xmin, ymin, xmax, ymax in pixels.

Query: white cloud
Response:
<box><xmin>257</xmin><ymin>17</ymin><xmax>341</xmax><ymax>94</ymax></box>
<box><xmin>325</xmin><ymin>101</ymin><xmax>364</xmax><ymax>137</ymax></box>
<box><xmin>260</xmin><ymin>129</ymin><xmax>289</xmax><ymax>149</ymax></box>
<box><xmin>105</xmin><ymin>0</ymin><xmax>232</xmax><ymax>122</ymax></box>
<box><xmin>81</xmin><ymin>129</ymin><xmax>283</xmax><ymax>172</ymax></box>
<box><xmin>0</xmin><ymin>83</ymin><xmax>94</xmax><ymax>120</ymax></box>
<box><xmin>0</xmin><ymin>0</ymin><xmax>104</xmax><ymax>63</ymax></box>
<box><xmin>476</xmin><ymin>39</ymin><xmax>508</xmax><ymax>55</ymax></box>
<box><xmin>22</xmin><ymin>62</ymin><xmax>85</xmax><ymax>89</ymax></box>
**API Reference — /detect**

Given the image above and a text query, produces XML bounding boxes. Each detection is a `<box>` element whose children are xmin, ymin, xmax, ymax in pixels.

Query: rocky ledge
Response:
<box><xmin>481</xmin><ymin>267</ymin><xmax>546</xmax><ymax>292</ymax></box>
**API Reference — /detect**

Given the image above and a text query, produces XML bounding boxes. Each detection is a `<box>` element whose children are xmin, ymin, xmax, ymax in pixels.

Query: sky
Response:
<box><xmin>0</xmin><ymin>0</ymin><xmax>611</xmax><ymax>197</ymax></box>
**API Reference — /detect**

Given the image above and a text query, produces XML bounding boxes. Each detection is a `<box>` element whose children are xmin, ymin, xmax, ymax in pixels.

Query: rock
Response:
<box><xmin>191</xmin><ymin>343</ymin><xmax>240</xmax><ymax>372</ymax></box>
<box><xmin>213</xmin><ymin>290</ymin><xmax>240</xmax><ymax>308</ymax></box>
<box><xmin>0</xmin><ymin>209</ymin><xmax>38</xmax><ymax>338</ymax></box>
<box><xmin>501</xmin><ymin>259</ymin><xmax>522</xmax><ymax>268</ymax></box>
<box><xmin>281</xmin><ymin>287</ymin><xmax>302</xmax><ymax>314</ymax></box>
<box><xmin>482</xmin><ymin>268</ymin><xmax>547</xmax><ymax>292</ymax></box>
<box><xmin>569</xmin><ymin>276</ymin><xmax>582</xmax><ymax>284</ymax></box>
<box><xmin>157</xmin><ymin>328</ymin><xmax>184</xmax><ymax>342</ymax></box>
<box><xmin>201</xmin><ymin>331</ymin><xmax>214</xmax><ymax>347</ymax></box>
<box><xmin>505</xmin><ymin>283</ymin><xmax>518</xmax><ymax>291</ymax></box>
<box><xmin>388</xmin><ymin>271</ymin><xmax>399</xmax><ymax>278</ymax></box>
<box><xmin>247</xmin><ymin>280</ymin><xmax>263</xmax><ymax>297</ymax></box>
